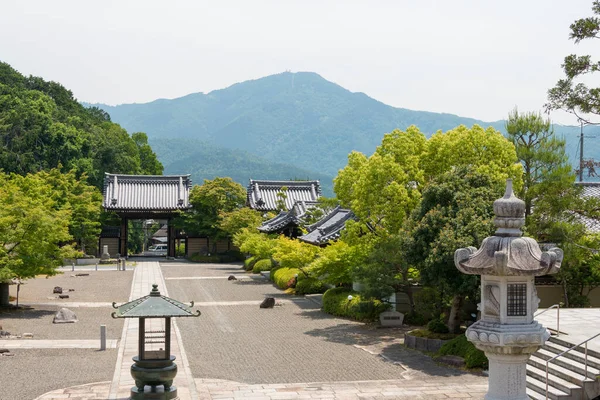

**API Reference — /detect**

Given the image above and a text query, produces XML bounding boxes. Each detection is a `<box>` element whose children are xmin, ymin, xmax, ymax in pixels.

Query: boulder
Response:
<box><xmin>53</xmin><ymin>308</ymin><xmax>78</xmax><ymax>324</ymax></box>
<box><xmin>53</xmin><ymin>286</ymin><xmax>63</xmax><ymax>294</ymax></box>
<box><xmin>228</xmin><ymin>275</ymin><xmax>237</xmax><ymax>281</ymax></box>
<box><xmin>260</xmin><ymin>297</ymin><xmax>275</xmax><ymax>309</ymax></box>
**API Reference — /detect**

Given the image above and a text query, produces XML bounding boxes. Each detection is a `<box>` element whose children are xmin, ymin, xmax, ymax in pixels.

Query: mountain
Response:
<box><xmin>151</xmin><ymin>138</ymin><xmax>334</xmax><ymax>196</ymax></box>
<box><xmin>88</xmin><ymin>71</ymin><xmax>600</xmax><ymax>183</ymax></box>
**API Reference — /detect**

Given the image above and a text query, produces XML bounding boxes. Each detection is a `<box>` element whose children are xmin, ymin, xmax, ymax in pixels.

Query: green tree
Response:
<box><xmin>334</xmin><ymin>126</ymin><xmax>427</xmax><ymax>237</ymax></box>
<box><xmin>505</xmin><ymin>108</ymin><xmax>572</xmax><ymax>219</ymax></box>
<box><xmin>0</xmin><ymin>171</ymin><xmax>80</xmax><ymax>305</ymax></box>
<box><xmin>177</xmin><ymin>177</ymin><xmax>246</xmax><ymax>252</ymax></box>
<box><xmin>407</xmin><ymin>167</ymin><xmax>504</xmax><ymax>332</ymax></box>
<box><xmin>132</xmin><ymin>132</ymin><xmax>163</xmax><ymax>175</ymax></box>
<box><xmin>219</xmin><ymin>207</ymin><xmax>263</xmax><ymax>237</ymax></box>
<box><xmin>546</xmin><ymin>0</ymin><xmax>600</xmax><ymax>123</ymax></box>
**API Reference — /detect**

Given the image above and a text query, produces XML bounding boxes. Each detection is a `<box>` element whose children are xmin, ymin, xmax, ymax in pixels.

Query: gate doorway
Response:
<box><xmin>101</xmin><ymin>174</ymin><xmax>192</xmax><ymax>258</ymax></box>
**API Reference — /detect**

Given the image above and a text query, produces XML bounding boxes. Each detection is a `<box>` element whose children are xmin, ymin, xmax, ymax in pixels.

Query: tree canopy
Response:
<box><xmin>547</xmin><ymin>0</ymin><xmax>600</xmax><ymax>123</ymax></box>
<box><xmin>0</xmin><ymin>169</ymin><xmax>99</xmax><ymax>283</ymax></box>
<box><xmin>0</xmin><ymin>62</ymin><xmax>162</xmax><ymax>188</ymax></box>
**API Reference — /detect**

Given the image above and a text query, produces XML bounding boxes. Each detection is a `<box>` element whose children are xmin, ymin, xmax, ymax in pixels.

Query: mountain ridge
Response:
<box><xmin>86</xmin><ymin>71</ymin><xmax>600</xmax><ymax>186</ymax></box>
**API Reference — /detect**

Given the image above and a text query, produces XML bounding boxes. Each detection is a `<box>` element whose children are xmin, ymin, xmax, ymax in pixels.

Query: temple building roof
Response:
<box><xmin>247</xmin><ymin>179</ymin><xmax>321</xmax><ymax>211</ymax></box>
<box><xmin>103</xmin><ymin>173</ymin><xmax>192</xmax><ymax>212</ymax></box>
<box><xmin>258</xmin><ymin>201</ymin><xmax>320</xmax><ymax>233</ymax></box>
<box><xmin>299</xmin><ymin>206</ymin><xmax>356</xmax><ymax>245</ymax></box>
<box><xmin>575</xmin><ymin>182</ymin><xmax>600</xmax><ymax>233</ymax></box>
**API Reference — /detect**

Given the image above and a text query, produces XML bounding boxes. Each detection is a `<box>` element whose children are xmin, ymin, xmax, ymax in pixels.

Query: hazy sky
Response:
<box><xmin>1</xmin><ymin>0</ymin><xmax>597</xmax><ymax>125</ymax></box>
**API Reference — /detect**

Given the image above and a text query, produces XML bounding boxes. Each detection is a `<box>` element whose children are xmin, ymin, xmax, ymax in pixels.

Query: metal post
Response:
<box><xmin>100</xmin><ymin>325</ymin><xmax>106</xmax><ymax>351</ymax></box>
<box><xmin>557</xmin><ymin>305</ymin><xmax>560</xmax><ymax>337</ymax></box>
<box><xmin>585</xmin><ymin>342</ymin><xmax>588</xmax><ymax>378</ymax></box>
<box><xmin>71</xmin><ymin>262</ymin><xmax>75</xmax><ymax>272</ymax></box>
<box><xmin>95</xmin><ymin>262</ymin><xmax>98</xmax><ymax>271</ymax></box>
<box><xmin>545</xmin><ymin>361</ymin><xmax>549</xmax><ymax>399</ymax></box>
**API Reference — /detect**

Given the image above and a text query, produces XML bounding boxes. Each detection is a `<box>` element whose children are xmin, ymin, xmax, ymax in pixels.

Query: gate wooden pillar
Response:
<box><xmin>167</xmin><ymin>222</ymin><xmax>176</xmax><ymax>258</ymax></box>
<box><xmin>119</xmin><ymin>219</ymin><xmax>128</xmax><ymax>257</ymax></box>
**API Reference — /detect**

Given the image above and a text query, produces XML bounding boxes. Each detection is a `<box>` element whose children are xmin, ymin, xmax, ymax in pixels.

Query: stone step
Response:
<box><xmin>526</xmin><ymin>364</ymin><xmax>583</xmax><ymax>397</ymax></box>
<box><xmin>529</xmin><ymin>354</ymin><xmax>590</xmax><ymax>386</ymax></box>
<box><xmin>526</xmin><ymin>372</ymin><xmax>573</xmax><ymax>400</ymax></box>
<box><xmin>535</xmin><ymin>348</ymin><xmax>600</xmax><ymax>380</ymax></box>
<box><xmin>526</xmin><ymin>387</ymin><xmax>551</xmax><ymax>400</ymax></box>
<box><xmin>543</xmin><ymin>340</ymin><xmax>600</xmax><ymax>370</ymax></box>
<box><xmin>548</xmin><ymin>336</ymin><xmax>600</xmax><ymax>360</ymax></box>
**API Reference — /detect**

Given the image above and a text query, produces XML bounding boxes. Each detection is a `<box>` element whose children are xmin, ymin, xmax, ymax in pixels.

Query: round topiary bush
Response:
<box><xmin>272</xmin><ymin>267</ymin><xmax>300</xmax><ymax>289</ymax></box>
<box><xmin>427</xmin><ymin>319</ymin><xmax>450</xmax><ymax>334</ymax></box>
<box><xmin>244</xmin><ymin>256</ymin><xmax>257</xmax><ymax>271</ymax></box>
<box><xmin>252</xmin><ymin>258</ymin><xmax>273</xmax><ymax>273</ymax></box>
<box><xmin>322</xmin><ymin>287</ymin><xmax>389</xmax><ymax>322</ymax></box>
<box><xmin>295</xmin><ymin>277</ymin><xmax>327</xmax><ymax>295</ymax></box>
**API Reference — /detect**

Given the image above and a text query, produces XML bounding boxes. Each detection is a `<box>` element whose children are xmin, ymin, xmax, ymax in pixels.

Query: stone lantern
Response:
<box><xmin>454</xmin><ymin>180</ymin><xmax>562</xmax><ymax>400</ymax></box>
<box><xmin>112</xmin><ymin>284</ymin><xmax>201</xmax><ymax>399</ymax></box>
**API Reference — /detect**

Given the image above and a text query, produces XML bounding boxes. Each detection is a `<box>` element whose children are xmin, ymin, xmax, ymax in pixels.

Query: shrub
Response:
<box><xmin>189</xmin><ymin>253</ymin><xmax>222</xmax><ymax>263</ymax></box>
<box><xmin>221</xmin><ymin>250</ymin><xmax>245</xmax><ymax>262</ymax></box>
<box><xmin>272</xmin><ymin>267</ymin><xmax>300</xmax><ymax>289</ymax></box>
<box><xmin>438</xmin><ymin>334</ymin><xmax>488</xmax><ymax>369</ymax></box>
<box><xmin>404</xmin><ymin>312</ymin><xmax>428</xmax><ymax>326</ymax></box>
<box><xmin>175</xmin><ymin>243</ymin><xmax>186</xmax><ymax>257</ymax></box>
<box><xmin>427</xmin><ymin>319</ymin><xmax>450</xmax><ymax>334</ymax></box>
<box><xmin>322</xmin><ymin>287</ymin><xmax>390</xmax><ymax>322</ymax></box>
<box><xmin>407</xmin><ymin>329</ymin><xmax>457</xmax><ymax>341</ymax></box>
<box><xmin>244</xmin><ymin>256</ymin><xmax>257</xmax><ymax>271</ymax></box>
<box><xmin>295</xmin><ymin>277</ymin><xmax>327</xmax><ymax>295</ymax></box>
<box><xmin>252</xmin><ymin>259</ymin><xmax>273</xmax><ymax>273</ymax></box>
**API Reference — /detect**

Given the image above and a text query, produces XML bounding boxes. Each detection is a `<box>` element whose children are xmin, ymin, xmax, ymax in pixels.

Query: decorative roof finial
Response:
<box><xmin>493</xmin><ymin>179</ymin><xmax>525</xmax><ymax>237</ymax></box>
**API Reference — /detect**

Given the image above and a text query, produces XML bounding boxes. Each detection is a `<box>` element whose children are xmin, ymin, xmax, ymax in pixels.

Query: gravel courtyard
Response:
<box><xmin>0</xmin><ymin>270</ymin><xmax>131</xmax><ymax>400</ymax></box>
<box><xmin>163</xmin><ymin>262</ymin><xmax>459</xmax><ymax>384</ymax></box>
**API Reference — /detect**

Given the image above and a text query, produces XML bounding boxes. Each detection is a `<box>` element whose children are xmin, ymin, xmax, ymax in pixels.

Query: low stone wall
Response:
<box><xmin>404</xmin><ymin>332</ymin><xmax>450</xmax><ymax>353</ymax></box>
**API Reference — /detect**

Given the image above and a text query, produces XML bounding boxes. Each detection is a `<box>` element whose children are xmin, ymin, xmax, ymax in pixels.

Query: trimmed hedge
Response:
<box><xmin>189</xmin><ymin>254</ymin><xmax>222</xmax><ymax>263</ymax></box>
<box><xmin>272</xmin><ymin>267</ymin><xmax>300</xmax><ymax>289</ymax></box>
<box><xmin>322</xmin><ymin>287</ymin><xmax>389</xmax><ymax>322</ymax></box>
<box><xmin>437</xmin><ymin>334</ymin><xmax>488</xmax><ymax>369</ymax></box>
<box><xmin>244</xmin><ymin>256</ymin><xmax>257</xmax><ymax>271</ymax></box>
<box><xmin>189</xmin><ymin>251</ymin><xmax>245</xmax><ymax>264</ymax></box>
<box><xmin>295</xmin><ymin>277</ymin><xmax>327</xmax><ymax>295</ymax></box>
<box><xmin>252</xmin><ymin>259</ymin><xmax>273</xmax><ymax>273</ymax></box>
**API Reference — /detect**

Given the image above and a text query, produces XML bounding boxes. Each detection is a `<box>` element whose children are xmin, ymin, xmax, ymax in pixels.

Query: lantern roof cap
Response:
<box><xmin>112</xmin><ymin>284</ymin><xmax>201</xmax><ymax>318</ymax></box>
<box><xmin>454</xmin><ymin>179</ymin><xmax>562</xmax><ymax>277</ymax></box>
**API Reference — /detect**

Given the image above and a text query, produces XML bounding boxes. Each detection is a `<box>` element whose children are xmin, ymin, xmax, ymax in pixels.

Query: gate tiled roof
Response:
<box><xmin>103</xmin><ymin>173</ymin><xmax>192</xmax><ymax>212</ymax></box>
<box><xmin>247</xmin><ymin>180</ymin><xmax>321</xmax><ymax>211</ymax></box>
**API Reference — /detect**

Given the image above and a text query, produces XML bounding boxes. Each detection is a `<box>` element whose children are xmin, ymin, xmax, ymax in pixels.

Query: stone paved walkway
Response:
<box><xmin>35</xmin><ymin>261</ymin><xmax>489</xmax><ymax>399</ymax></box>
<box><xmin>107</xmin><ymin>261</ymin><xmax>198</xmax><ymax>400</ymax></box>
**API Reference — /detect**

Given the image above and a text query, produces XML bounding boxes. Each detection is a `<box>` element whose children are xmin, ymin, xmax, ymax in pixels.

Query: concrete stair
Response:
<box><xmin>526</xmin><ymin>336</ymin><xmax>600</xmax><ymax>399</ymax></box>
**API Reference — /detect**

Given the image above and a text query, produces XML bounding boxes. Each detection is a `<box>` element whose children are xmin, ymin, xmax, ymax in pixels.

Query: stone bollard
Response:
<box><xmin>100</xmin><ymin>325</ymin><xmax>106</xmax><ymax>351</ymax></box>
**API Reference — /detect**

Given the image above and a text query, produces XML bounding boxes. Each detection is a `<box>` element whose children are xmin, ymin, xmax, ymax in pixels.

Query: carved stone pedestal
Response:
<box><xmin>485</xmin><ymin>353</ymin><xmax>530</xmax><ymax>400</ymax></box>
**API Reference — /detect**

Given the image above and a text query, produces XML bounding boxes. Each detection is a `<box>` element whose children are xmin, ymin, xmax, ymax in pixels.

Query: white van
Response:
<box><xmin>147</xmin><ymin>244</ymin><xmax>167</xmax><ymax>256</ymax></box>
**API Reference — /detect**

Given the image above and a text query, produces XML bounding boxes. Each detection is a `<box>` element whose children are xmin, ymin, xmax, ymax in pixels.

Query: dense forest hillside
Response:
<box><xmin>151</xmin><ymin>138</ymin><xmax>334</xmax><ymax>196</ymax></box>
<box><xmin>0</xmin><ymin>62</ymin><xmax>162</xmax><ymax>188</ymax></box>
<box><xmin>90</xmin><ymin>71</ymin><xmax>600</xmax><ymax>181</ymax></box>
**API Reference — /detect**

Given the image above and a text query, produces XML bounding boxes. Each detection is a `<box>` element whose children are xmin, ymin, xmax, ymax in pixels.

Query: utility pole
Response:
<box><xmin>580</xmin><ymin>121</ymin><xmax>584</xmax><ymax>182</ymax></box>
